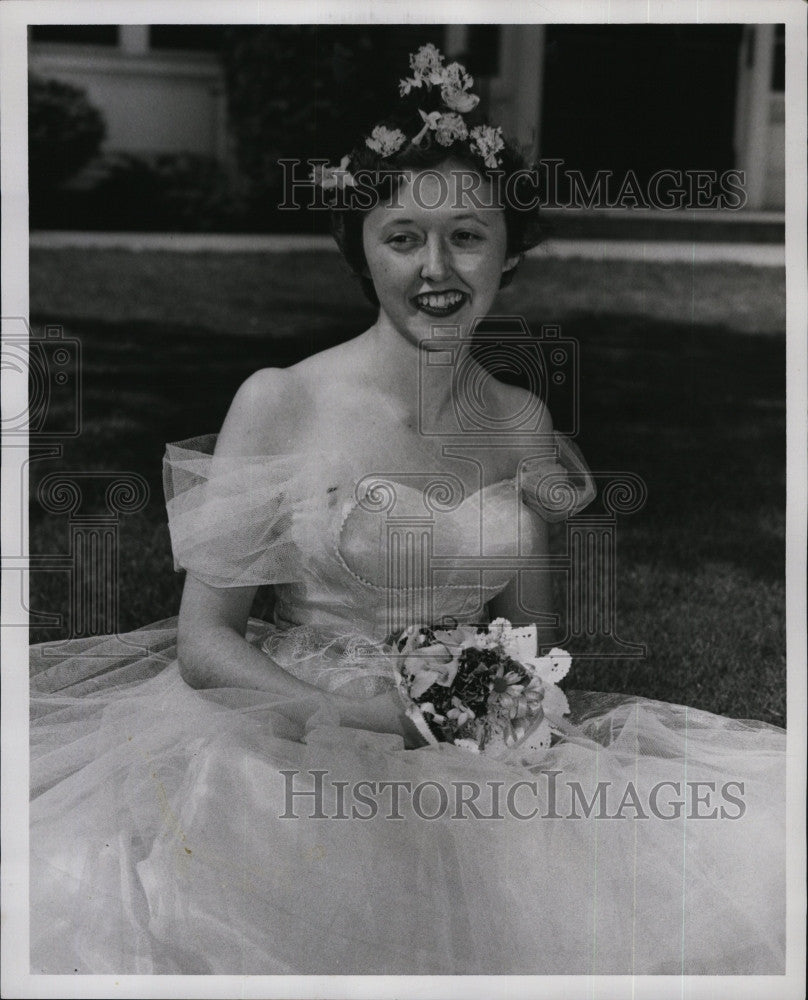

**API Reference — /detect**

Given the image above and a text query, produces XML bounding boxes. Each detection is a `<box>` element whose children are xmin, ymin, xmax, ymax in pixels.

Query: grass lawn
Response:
<box><xmin>28</xmin><ymin>247</ymin><xmax>786</xmax><ymax>725</ymax></box>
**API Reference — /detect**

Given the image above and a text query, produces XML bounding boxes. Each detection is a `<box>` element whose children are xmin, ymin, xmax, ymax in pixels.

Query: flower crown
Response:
<box><xmin>311</xmin><ymin>43</ymin><xmax>505</xmax><ymax>195</ymax></box>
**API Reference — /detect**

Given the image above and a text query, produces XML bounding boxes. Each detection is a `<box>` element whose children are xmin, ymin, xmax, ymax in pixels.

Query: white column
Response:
<box><xmin>445</xmin><ymin>25</ymin><xmax>468</xmax><ymax>58</ymax></box>
<box><xmin>736</xmin><ymin>24</ymin><xmax>775</xmax><ymax>210</ymax></box>
<box><xmin>119</xmin><ymin>25</ymin><xmax>149</xmax><ymax>56</ymax></box>
<box><xmin>490</xmin><ymin>26</ymin><xmax>545</xmax><ymax>162</ymax></box>
<box><xmin>515</xmin><ymin>25</ymin><xmax>545</xmax><ymax>162</ymax></box>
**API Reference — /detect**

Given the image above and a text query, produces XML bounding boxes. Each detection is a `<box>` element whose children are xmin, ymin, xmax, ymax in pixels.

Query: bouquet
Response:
<box><xmin>392</xmin><ymin>618</ymin><xmax>573</xmax><ymax>762</ymax></box>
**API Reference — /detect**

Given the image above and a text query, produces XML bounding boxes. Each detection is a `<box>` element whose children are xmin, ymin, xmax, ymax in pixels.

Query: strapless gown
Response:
<box><xmin>29</xmin><ymin>436</ymin><xmax>787</xmax><ymax>975</ymax></box>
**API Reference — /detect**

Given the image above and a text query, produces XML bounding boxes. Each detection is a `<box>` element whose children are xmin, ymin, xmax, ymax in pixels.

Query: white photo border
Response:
<box><xmin>2</xmin><ymin>2</ymin><xmax>806</xmax><ymax>998</ymax></box>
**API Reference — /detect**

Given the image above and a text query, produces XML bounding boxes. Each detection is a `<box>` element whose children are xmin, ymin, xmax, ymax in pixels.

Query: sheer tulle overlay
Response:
<box><xmin>30</xmin><ymin>437</ymin><xmax>786</xmax><ymax>975</ymax></box>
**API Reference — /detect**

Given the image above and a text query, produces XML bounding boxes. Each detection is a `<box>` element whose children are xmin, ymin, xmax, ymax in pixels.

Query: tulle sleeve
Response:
<box><xmin>163</xmin><ymin>435</ymin><xmax>312</xmax><ymax>588</ymax></box>
<box><xmin>518</xmin><ymin>433</ymin><xmax>596</xmax><ymax>522</ymax></box>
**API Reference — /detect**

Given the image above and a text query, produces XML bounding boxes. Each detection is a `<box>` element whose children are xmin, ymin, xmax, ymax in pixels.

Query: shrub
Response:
<box><xmin>30</xmin><ymin>151</ymin><xmax>247</xmax><ymax>232</ymax></box>
<box><xmin>28</xmin><ymin>74</ymin><xmax>106</xmax><ymax>193</ymax></box>
<box><xmin>89</xmin><ymin>152</ymin><xmax>245</xmax><ymax>230</ymax></box>
<box><xmin>219</xmin><ymin>26</ymin><xmax>443</xmax><ymax>217</ymax></box>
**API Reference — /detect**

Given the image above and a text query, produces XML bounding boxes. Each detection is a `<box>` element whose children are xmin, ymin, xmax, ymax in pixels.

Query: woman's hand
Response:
<box><xmin>335</xmin><ymin>689</ymin><xmax>429</xmax><ymax>749</ymax></box>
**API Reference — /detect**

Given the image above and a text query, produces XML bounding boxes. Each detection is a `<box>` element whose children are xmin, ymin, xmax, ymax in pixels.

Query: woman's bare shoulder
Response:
<box><xmin>215</xmin><ymin>339</ymin><xmax>366</xmax><ymax>457</ymax></box>
<box><xmin>215</xmin><ymin>367</ymin><xmax>309</xmax><ymax>456</ymax></box>
<box><xmin>492</xmin><ymin>379</ymin><xmax>554</xmax><ymax>436</ymax></box>
<box><xmin>293</xmin><ymin>335</ymin><xmax>368</xmax><ymax>382</ymax></box>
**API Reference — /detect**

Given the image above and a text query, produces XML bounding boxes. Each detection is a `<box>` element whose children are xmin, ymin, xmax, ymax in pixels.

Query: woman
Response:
<box><xmin>30</xmin><ymin>45</ymin><xmax>786</xmax><ymax>977</ymax></box>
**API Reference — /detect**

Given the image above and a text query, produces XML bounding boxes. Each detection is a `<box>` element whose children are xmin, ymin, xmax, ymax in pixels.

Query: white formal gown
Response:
<box><xmin>29</xmin><ymin>435</ymin><xmax>786</xmax><ymax>975</ymax></box>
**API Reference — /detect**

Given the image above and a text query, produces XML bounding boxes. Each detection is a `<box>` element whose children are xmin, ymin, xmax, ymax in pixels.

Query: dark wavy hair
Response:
<box><xmin>327</xmin><ymin>91</ymin><xmax>545</xmax><ymax>307</ymax></box>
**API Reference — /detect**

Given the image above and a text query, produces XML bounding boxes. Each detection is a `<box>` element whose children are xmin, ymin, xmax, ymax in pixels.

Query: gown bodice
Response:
<box><xmin>163</xmin><ymin>434</ymin><xmax>594</xmax><ymax>639</ymax></box>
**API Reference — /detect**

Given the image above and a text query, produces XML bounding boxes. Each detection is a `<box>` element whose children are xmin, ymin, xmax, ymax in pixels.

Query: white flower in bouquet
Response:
<box><xmin>445</xmin><ymin>696</ymin><xmax>475</xmax><ymax>728</ymax></box>
<box><xmin>392</xmin><ymin>619</ymin><xmax>573</xmax><ymax>762</ymax></box>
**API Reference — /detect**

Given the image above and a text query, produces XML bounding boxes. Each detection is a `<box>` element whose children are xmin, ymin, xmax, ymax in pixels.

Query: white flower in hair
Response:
<box><xmin>434</xmin><ymin>112</ymin><xmax>468</xmax><ymax>146</ymax></box>
<box><xmin>410</xmin><ymin>42</ymin><xmax>445</xmax><ymax>82</ymax></box>
<box><xmin>310</xmin><ymin>154</ymin><xmax>355</xmax><ymax>191</ymax></box>
<box><xmin>398</xmin><ymin>76</ymin><xmax>422</xmax><ymax>97</ymax></box>
<box><xmin>366</xmin><ymin>125</ymin><xmax>407</xmax><ymax>157</ymax></box>
<box><xmin>469</xmin><ymin>124</ymin><xmax>505</xmax><ymax>168</ymax></box>
<box><xmin>441</xmin><ymin>61</ymin><xmax>480</xmax><ymax>113</ymax></box>
<box><xmin>411</xmin><ymin>109</ymin><xmax>442</xmax><ymax>146</ymax></box>
<box><xmin>412</xmin><ymin>109</ymin><xmax>469</xmax><ymax>148</ymax></box>
<box><xmin>399</xmin><ymin>43</ymin><xmax>449</xmax><ymax>95</ymax></box>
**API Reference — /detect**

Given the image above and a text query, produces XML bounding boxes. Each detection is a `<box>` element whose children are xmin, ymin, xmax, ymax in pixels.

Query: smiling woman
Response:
<box><xmin>326</xmin><ymin>76</ymin><xmax>544</xmax><ymax>312</ymax></box>
<box><xmin>28</xmin><ymin>43</ymin><xmax>786</xmax><ymax>978</ymax></box>
<box><xmin>361</xmin><ymin>161</ymin><xmax>519</xmax><ymax>337</ymax></box>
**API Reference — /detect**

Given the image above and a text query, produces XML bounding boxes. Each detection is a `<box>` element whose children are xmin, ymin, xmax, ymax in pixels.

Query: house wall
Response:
<box><xmin>29</xmin><ymin>28</ymin><xmax>228</xmax><ymax>160</ymax></box>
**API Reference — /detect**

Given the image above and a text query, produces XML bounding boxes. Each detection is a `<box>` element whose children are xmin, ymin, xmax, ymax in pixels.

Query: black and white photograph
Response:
<box><xmin>1</xmin><ymin>2</ymin><xmax>806</xmax><ymax>997</ymax></box>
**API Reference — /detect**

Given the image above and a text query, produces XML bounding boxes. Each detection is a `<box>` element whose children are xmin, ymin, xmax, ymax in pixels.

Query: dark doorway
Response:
<box><xmin>539</xmin><ymin>25</ymin><xmax>744</xmax><ymax>204</ymax></box>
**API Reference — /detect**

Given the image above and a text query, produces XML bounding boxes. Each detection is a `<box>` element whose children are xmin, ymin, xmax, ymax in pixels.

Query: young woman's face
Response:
<box><xmin>361</xmin><ymin>160</ymin><xmax>519</xmax><ymax>346</ymax></box>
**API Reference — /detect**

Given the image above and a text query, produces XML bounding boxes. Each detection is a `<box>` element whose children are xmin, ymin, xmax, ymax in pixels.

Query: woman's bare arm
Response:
<box><xmin>177</xmin><ymin>573</ymin><xmax>421</xmax><ymax>742</ymax></box>
<box><xmin>177</xmin><ymin>576</ymin><xmax>309</xmax><ymax>693</ymax></box>
<box><xmin>175</xmin><ymin>369</ymin><xmax>304</xmax><ymax>692</ymax></box>
<box><xmin>175</xmin><ymin>369</ymin><xmax>422</xmax><ymax>742</ymax></box>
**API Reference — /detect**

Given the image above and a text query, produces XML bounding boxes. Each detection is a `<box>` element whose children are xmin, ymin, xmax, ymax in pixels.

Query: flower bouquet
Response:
<box><xmin>392</xmin><ymin>618</ymin><xmax>573</xmax><ymax>763</ymax></box>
